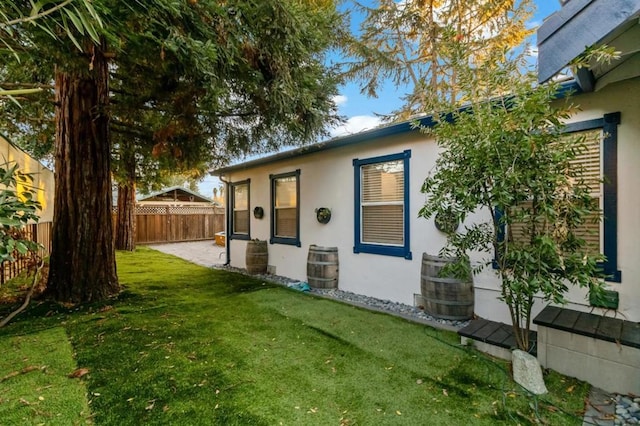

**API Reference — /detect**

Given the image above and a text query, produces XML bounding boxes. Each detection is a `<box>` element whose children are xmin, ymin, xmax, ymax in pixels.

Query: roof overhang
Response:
<box><xmin>537</xmin><ymin>0</ymin><xmax>640</xmax><ymax>91</ymax></box>
<box><xmin>212</xmin><ymin>114</ymin><xmax>438</xmax><ymax>175</ymax></box>
<box><xmin>213</xmin><ymin>82</ymin><xmax>582</xmax><ymax>176</ymax></box>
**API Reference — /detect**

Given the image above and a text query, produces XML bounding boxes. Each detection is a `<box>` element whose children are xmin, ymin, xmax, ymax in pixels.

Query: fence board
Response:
<box><xmin>1</xmin><ymin>222</ymin><xmax>52</xmax><ymax>284</ymax></box>
<box><xmin>113</xmin><ymin>205</ymin><xmax>224</xmax><ymax>244</ymax></box>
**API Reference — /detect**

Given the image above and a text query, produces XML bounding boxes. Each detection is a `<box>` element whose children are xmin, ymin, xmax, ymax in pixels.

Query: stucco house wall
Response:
<box><xmin>0</xmin><ymin>135</ymin><xmax>55</xmax><ymax>223</ymax></box>
<box><xmin>218</xmin><ymin>76</ymin><xmax>640</xmax><ymax>325</ymax></box>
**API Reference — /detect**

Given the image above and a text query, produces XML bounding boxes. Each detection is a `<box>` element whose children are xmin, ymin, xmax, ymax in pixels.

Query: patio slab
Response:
<box><xmin>146</xmin><ymin>240</ymin><xmax>226</xmax><ymax>267</ymax></box>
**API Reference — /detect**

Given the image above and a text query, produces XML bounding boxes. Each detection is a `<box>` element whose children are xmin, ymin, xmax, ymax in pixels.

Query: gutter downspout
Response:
<box><xmin>219</xmin><ymin>174</ymin><xmax>231</xmax><ymax>266</ymax></box>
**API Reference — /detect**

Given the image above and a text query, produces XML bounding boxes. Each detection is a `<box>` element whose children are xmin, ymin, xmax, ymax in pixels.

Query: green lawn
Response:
<box><xmin>0</xmin><ymin>247</ymin><xmax>589</xmax><ymax>425</ymax></box>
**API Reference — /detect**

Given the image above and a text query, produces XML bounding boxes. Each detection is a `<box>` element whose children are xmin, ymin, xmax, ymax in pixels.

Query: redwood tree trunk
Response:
<box><xmin>115</xmin><ymin>151</ymin><xmax>136</xmax><ymax>251</ymax></box>
<box><xmin>45</xmin><ymin>43</ymin><xmax>119</xmax><ymax>303</ymax></box>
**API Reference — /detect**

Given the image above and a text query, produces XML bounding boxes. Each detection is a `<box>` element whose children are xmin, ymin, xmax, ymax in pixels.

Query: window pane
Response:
<box><xmin>510</xmin><ymin>129</ymin><xmax>603</xmax><ymax>254</ymax></box>
<box><xmin>233</xmin><ymin>210</ymin><xmax>249</xmax><ymax>234</ymax></box>
<box><xmin>362</xmin><ymin>160</ymin><xmax>403</xmax><ymax>203</ymax></box>
<box><xmin>275</xmin><ymin>177</ymin><xmax>297</xmax><ymax>208</ymax></box>
<box><xmin>233</xmin><ymin>184</ymin><xmax>248</xmax><ymax>210</ymax></box>
<box><xmin>232</xmin><ymin>183</ymin><xmax>249</xmax><ymax>235</ymax></box>
<box><xmin>362</xmin><ymin>205</ymin><xmax>404</xmax><ymax>245</ymax></box>
<box><xmin>568</xmin><ymin>129</ymin><xmax>602</xmax><ymax>196</ymax></box>
<box><xmin>275</xmin><ymin>207</ymin><xmax>297</xmax><ymax>238</ymax></box>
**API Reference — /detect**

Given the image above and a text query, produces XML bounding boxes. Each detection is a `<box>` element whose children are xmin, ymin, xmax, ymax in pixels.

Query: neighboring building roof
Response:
<box><xmin>212</xmin><ymin>82</ymin><xmax>581</xmax><ymax>175</ymax></box>
<box><xmin>137</xmin><ymin>186</ymin><xmax>214</xmax><ymax>204</ymax></box>
<box><xmin>537</xmin><ymin>0</ymin><xmax>640</xmax><ymax>88</ymax></box>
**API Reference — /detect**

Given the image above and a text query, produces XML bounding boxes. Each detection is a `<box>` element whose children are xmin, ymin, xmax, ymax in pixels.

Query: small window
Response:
<box><xmin>230</xmin><ymin>180</ymin><xmax>250</xmax><ymax>240</ymax></box>
<box><xmin>353</xmin><ymin>150</ymin><xmax>412</xmax><ymax>259</ymax></box>
<box><xmin>270</xmin><ymin>170</ymin><xmax>300</xmax><ymax>246</ymax></box>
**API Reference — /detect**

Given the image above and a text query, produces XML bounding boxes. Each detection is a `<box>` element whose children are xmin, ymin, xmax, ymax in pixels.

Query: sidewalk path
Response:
<box><xmin>146</xmin><ymin>240</ymin><xmax>226</xmax><ymax>268</ymax></box>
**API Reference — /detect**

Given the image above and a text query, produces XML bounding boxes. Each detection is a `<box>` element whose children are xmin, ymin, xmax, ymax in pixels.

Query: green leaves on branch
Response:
<box><xmin>0</xmin><ymin>161</ymin><xmax>42</xmax><ymax>264</ymax></box>
<box><xmin>419</xmin><ymin>38</ymin><xmax>605</xmax><ymax>351</ymax></box>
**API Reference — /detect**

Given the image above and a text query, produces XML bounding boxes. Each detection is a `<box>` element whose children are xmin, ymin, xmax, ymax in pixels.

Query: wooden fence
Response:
<box><xmin>0</xmin><ymin>206</ymin><xmax>224</xmax><ymax>284</ymax></box>
<box><xmin>117</xmin><ymin>205</ymin><xmax>225</xmax><ymax>244</ymax></box>
<box><xmin>1</xmin><ymin>222</ymin><xmax>52</xmax><ymax>285</ymax></box>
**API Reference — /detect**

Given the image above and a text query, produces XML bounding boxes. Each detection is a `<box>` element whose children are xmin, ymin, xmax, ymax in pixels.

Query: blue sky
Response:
<box><xmin>199</xmin><ymin>0</ymin><xmax>562</xmax><ymax>197</ymax></box>
<box><xmin>330</xmin><ymin>0</ymin><xmax>562</xmax><ymax>135</ymax></box>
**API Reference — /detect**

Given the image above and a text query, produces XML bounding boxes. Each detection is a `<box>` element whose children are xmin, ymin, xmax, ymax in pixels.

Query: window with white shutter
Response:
<box><xmin>354</xmin><ymin>150</ymin><xmax>412</xmax><ymax>259</ymax></box>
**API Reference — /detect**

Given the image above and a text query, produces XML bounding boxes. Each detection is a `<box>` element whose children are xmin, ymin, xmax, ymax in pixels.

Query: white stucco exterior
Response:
<box><xmin>219</xmin><ymin>76</ymin><xmax>640</xmax><ymax>325</ymax></box>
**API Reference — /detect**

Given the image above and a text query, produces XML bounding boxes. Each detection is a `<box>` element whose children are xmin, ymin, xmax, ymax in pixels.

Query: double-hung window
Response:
<box><xmin>270</xmin><ymin>170</ymin><xmax>300</xmax><ymax>246</ymax></box>
<box><xmin>353</xmin><ymin>150</ymin><xmax>412</xmax><ymax>259</ymax></box>
<box><xmin>230</xmin><ymin>180</ymin><xmax>250</xmax><ymax>240</ymax></box>
<box><xmin>563</xmin><ymin>113</ymin><xmax>621</xmax><ymax>281</ymax></box>
<box><xmin>502</xmin><ymin>113</ymin><xmax>620</xmax><ymax>281</ymax></box>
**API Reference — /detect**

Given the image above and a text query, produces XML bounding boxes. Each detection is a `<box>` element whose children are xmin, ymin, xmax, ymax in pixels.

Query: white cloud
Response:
<box><xmin>526</xmin><ymin>46</ymin><xmax>539</xmax><ymax>58</ymax></box>
<box><xmin>330</xmin><ymin>115</ymin><xmax>383</xmax><ymax>137</ymax></box>
<box><xmin>332</xmin><ymin>94</ymin><xmax>348</xmax><ymax>107</ymax></box>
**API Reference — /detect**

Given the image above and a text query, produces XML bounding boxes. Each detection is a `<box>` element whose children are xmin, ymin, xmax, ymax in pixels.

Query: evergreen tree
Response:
<box><xmin>346</xmin><ymin>0</ymin><xmax>532</xmax><ymax>120</ymax></box>
<box><xmin>1</xmin><ymin>0</ymin><xmax>345</xmax><ymax>302</ymax></box>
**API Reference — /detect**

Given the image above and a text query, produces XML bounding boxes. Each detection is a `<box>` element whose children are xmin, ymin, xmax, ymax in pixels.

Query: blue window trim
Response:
<box><xmin>494</xmin><ymin>113</ymin><xmax>621</xmax><ymax>282</ymax></box>
<box><xmin>353</xmin><ymin>150</ymin><xmax>412</xmax><ymax>260</ymax></box>
<box><xmin>270</xmin><ymin>170</ymin><xmax>301</xmax><ymax>247</ymax></box>
<box><xmin>229</xmin><ymin>179</ymin><xmax>251</xmax><ymax>241</ymax></box>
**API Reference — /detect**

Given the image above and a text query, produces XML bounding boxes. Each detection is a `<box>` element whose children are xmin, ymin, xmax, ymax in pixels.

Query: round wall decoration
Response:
<box><xmin>253</xmin><ymin>206</ymin><xmax>264</xmax><ymax>219</ymax></box>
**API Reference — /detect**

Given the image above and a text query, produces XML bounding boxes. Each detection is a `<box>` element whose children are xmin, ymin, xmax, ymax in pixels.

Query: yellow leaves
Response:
<box><xmin>566</xmin><ymin>385</ymin><xmax>575</xmax><ymax>393</ymax></box>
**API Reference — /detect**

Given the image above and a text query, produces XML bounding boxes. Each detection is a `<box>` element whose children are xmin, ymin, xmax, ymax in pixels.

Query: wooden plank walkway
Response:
<box><xmin>458</xmin><ymin>319</ymin><xmax>537</xmax><ymax>356</ymax></box>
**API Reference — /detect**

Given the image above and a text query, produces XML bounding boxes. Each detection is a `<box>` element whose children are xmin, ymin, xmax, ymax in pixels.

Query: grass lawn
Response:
<box><xmin>0</xmin><ymin>247</ymin><xmax>589</xmax><ymax>425</ymax></box>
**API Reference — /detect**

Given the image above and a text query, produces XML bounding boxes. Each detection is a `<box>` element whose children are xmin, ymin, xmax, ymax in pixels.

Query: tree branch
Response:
<box><xmin>2</xmin><ymin>0</ymin><xmax>74</xmax><ymax>27</ymax></box>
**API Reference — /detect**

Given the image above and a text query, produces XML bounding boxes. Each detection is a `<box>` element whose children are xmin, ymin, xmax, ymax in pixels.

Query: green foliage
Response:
<box><xmin>2</xmin><ymin>0</ymin><xmax>345</xmax><ymax>185</ymax></box>
<box><xmin>0</xmin><ymin>248</ymin><xmax>591</xmax><ymax>424</ymax></box>
<box><xmin>419</xmin><ymin>42</ymin><xmax>604</xmax><ymax>351</ymax></box>
<box><xmin>0</xmin><ymin>161</ymin><xmax>41</xmax><ymax>263</ymax></box>
<box><xmin>345</xmin><ymin>0</ymin><xmax>533</xmax><ymax>120</ymax></box>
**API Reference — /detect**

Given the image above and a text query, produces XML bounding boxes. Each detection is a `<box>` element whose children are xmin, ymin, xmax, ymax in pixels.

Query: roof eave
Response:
<box><xmin>537</xmin><ymin>0</ymin><xmax>640</xmax><ymax>84</ymax></box>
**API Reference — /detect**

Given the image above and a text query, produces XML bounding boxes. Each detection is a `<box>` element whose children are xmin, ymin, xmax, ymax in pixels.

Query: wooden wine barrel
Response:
<box><xmin>246</xmin><ymin>240</ymin><xmax>268</xmax><ymax>275</ymax></box>
<box><xmin>307</xmin><ymin>245</ymin><xmax>339</xmax><ymax>289</ymax></box>
<box><xmin>420</xmin><ymin>253</ymin><xmax>474</xmax><ymax>320</ymax></box>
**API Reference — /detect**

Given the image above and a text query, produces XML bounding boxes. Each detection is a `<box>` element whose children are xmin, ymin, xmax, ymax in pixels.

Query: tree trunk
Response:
<box><xmin>45</xmin><ymin>43</ymin><xmax>119</xmax><ymax>303</ymax></box>
<box><xmin>115</xmin><ymin>147</ymin><xmax>136</xmax><ymax>251</ymax></box>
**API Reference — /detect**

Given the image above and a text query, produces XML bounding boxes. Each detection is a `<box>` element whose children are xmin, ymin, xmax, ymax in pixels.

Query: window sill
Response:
<box><xmin>270</xmin><ymin>237</ymin><xmax>301</xmax><ymax>247</ymax></box>
<box><xmin>229</xmin><ymin>234</ymin><xmax>251</xmax><ymax>241</ymax></box>
<box><xmin>354</xmin><ymin>244</ymin><xmax>412</xmax><ymax>260</ymax></box>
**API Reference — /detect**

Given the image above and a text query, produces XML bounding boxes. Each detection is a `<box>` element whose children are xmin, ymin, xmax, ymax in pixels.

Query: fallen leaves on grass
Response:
<box><xmin>68</xmin><ymin>368</ymin><xmax>90</xmax><ymax>379</ymax></box>
<box><xmin>0</xmin><ymin>365</ymin><xmax>42</xmax><ymax>383</ymax></box>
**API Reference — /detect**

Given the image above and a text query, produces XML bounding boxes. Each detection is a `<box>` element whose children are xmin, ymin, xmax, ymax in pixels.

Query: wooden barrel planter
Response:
<box><xmin>420</xmin><ymin>253</ymin><xmax>474</xmax><ymax>320</ymax></box>
<box><xmin>246</xmin><ymin>240</ymin><xmax>268</xmax><ymax>275</ymax></box>
<box><xmin>307</xmin><ymin>245</ymin><xmax>338</xmax><ymax>289</ymax></box>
